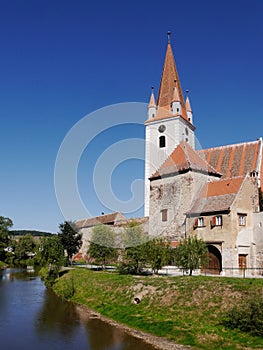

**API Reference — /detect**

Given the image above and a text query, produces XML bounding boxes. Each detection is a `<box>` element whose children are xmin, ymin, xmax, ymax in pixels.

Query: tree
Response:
<box><xmin>0</xmin><ymin>216</ymin><xmax>13</xmax><ymax>261</ymax></box>
<box><xmin>173</xmin><ymin>235</ymin><xmax>208</xmax><ymax>276</ymax></box>
<box><xmin>58</xmin><ymin>221</ymin><xmax>82</xmax><ymax>264</ymax></box>
<box><xmin>87</xmin><ymin>224</ymin><xmax>117</xmax><ymax>268</ymax></box>
<box><xmin>118</xmin><ymin>221</ymin><xmax>148</xmax><ymax>274</ymax></box>
<box><xmin>39</xmin><ymin>235</ymin><xmax>65</xmax><ymax>275</ymax></box>
<box><xmin>14</xmin><ymin>234</ymin><xmax>36</xmax><ymax>265</ymax></box>
<box><xmin>145</xmin><ymin>238</ymin><xmax>173</xmax><ymax>274</ymax></box>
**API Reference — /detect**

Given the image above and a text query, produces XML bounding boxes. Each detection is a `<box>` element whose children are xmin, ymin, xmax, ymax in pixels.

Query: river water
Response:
<box><xmin>0</xmin><ymin>268</ymin><xmax>157</xmax><ymax>350</ymax></box>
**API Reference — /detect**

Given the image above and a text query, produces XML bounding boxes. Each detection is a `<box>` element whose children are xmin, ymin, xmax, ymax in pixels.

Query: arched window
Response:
<box><xmin>159</xmin><ymin>135</ymin><xmax>166</xmax><ymax>148</ymax></box>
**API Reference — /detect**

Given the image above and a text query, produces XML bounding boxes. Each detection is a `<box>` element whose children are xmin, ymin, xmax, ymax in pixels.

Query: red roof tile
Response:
<box><xmin>150</xmin><ymin>141</ymin><xmax>221</xmax><ymax>179</ymax></box>
<box><xmin>146</xmin><ymin>41</ymin><xmax>189</xmax><ymax>124</ymax></box>
<box><xmin>188</xmin><ymin>176</ymin><xmax>245</xmax><ymax>214</ymax></box>
<box><xmin>199</xmin><ymin>140</ymin><xmax>261</xmax><ymax>179</ymax></box>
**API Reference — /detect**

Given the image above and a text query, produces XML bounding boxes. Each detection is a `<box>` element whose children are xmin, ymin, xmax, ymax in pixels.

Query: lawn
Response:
<box><xmin>52</xmin><ymin>268</ymin><xmax>263</xmax><ymax>350</ymax></box>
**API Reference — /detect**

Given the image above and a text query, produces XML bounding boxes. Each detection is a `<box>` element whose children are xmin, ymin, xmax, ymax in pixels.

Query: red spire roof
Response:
<box><xmin>145</xmin><ymin>38</ymin><xmax>190</xmax><ymax>124</ymax></box>
<box><xmin>185</xmin><ymin>96</ymin><xmax>192</xmax><ymax>112</ymax></box>
<box><xmin>172</xmin><ymin>85</ymin><xmax>180</xmax><ymax>102</ymax></box>
<box><xmin>148</xmin><ymin>90</ymin><xmax>156</xmax><ymax>107</ymax></box>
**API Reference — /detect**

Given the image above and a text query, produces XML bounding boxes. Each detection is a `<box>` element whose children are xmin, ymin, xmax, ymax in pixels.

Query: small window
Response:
<box><xmin>177</xmin><ymin>107</ymin><xmax>180</xmax><ymax>112</ymax></box>
<box><xmin>161</xmin><ymin>209</ymin><xmax>167</xmax><ymax>222</ymax></box>
<box><xmin>212</xmin><ymin>215</ymin><xmax>222</xmax><ymax>227</ymax></box>
<box><xmin>159</xmin><ymin>135</ymin><xmax>166</xmax><ymax>148</ymax></box>
<box><xmin>194</xmin><ymin>217</ymin><xmax>205</xmax><ymax>228</ymax></box>
<box><xmin>238</xmin><ymin>214</ymin><xmax>247</xmax><ymax>226</ymax></box>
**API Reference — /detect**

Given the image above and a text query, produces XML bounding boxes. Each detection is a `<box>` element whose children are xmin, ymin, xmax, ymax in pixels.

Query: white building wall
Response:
<box><xmin>144</xmin><ymin>115</ymin><xmax>195</xmax><ymax>216</ymax></box>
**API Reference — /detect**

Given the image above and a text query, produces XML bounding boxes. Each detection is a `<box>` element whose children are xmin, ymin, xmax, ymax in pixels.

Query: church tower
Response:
<box><xmin>144</xmin><ymin>33</ymin><xmax>195</xmax><ymax>216</ymax></box>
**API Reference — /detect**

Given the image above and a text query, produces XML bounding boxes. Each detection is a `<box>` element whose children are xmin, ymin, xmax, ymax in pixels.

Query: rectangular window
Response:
<box><xmin>161</xmin><ymin>209</ymin><xmax>167</xmax><ymax>222</ymax></box>
<box><xmin>238</xmin><ymin>214</ymin><xmax>247</xmax><ymax>226</ymax></box>
<box><xmin>194</xmin><ymin>217</ymin><xmax>205</xmax><ymax>228</ymax></box>
<box><xmin>212</xmin><ymin>215</ymin><xmax>223</xmax><ymax>227</ymax></box>
<box><xmin>198</xmin><ymin>217</ymin><xmax>205</xmax><ymax>227</ymax></box>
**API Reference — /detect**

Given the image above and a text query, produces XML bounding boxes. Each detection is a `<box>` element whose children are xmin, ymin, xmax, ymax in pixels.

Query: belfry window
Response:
<box><xmin>159</xmin><ymin>135</ymin><xmax>166</xmax><ymax>148</ymax></box>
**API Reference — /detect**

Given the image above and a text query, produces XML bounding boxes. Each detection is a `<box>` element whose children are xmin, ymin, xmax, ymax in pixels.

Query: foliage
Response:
<box><xmin>145</xmin><ymin>238</ymin><xmax>173</xmax><ymax>274</ymax></box>
<box><xmin>87</xmin><ymin>224</ymin><xmax>117</xmax><ymax>268</ymax></box>
<box><xmin>58</xmin><ymin>221</ymin><xmax>82</xmax><ymax>264</ymax></box>
<box><xmin>10</xmin><ymin>230</ymin><xmax>53</xmax><ymax>237</ymax></box>
<box><xmin>223</xmin><ymin>293</ymin><xmax>263</xmax><ymax>336</ymax></box>
<box><xmin>0</xmin><ymin>216</ymin><xmax>13</xmax><ymax>261</ymax></box>
<box><xmin>38</xmin><ymin>235</ymin><xmax>65</xmax><ymax>285</ymax></box>
<box><xmin>118</xmin><ymin>221</ymin><xmax>148</xmax><ymax>274</ymax></box>
<box><xmin>14</xmin><ymin>234</ymin><xmax>36</xmax><ymax>266</ymax></box>
<box><xmin>173</xmin><ymin>235</ymin><xmax>208</xmax><ymax>275</ymax></box>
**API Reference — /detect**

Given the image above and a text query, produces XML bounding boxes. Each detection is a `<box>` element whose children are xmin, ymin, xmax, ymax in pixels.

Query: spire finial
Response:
<box><xmin>151</xmin><ymin>86</ymin><xmax>154</xmax><ymax>92</ymax></box>
<box><xmin>167</xmin><ymin>31</ymin><xmax>171</xmax><ymax>43</ymax></box>
<box><xmin>186</xmin><ymin>89</ymin><xmax>189</xmax><ymax>95</ymax></box>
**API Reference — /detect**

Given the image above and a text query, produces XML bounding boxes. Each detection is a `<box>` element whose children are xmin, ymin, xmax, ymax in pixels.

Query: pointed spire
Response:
<box><xmin>185</xmin><ymin>95</ymin><xmax>192</xmax><ymax>112</ymax></box>
<box><xmin>148</xmin><ymin>86</ymin><xmax>156</xmax><ymax>107</ymax></box>
<box><xmin>172</xmin><ymin>83</ymin><xmax>180</xmax><ymax>102</ymax></box>
<box><xmin>185</xmin><ymin>90</ymin><xmax>193</xmax><ymax>124</ymax></box>
<box><xmin>147</xmin><ymin>86</ymin><xmax>157</xmax><ymax>119</ymax></box>
<box><xmin>156</xmin><ymin>33</ymin><xmax>188</xmax><ymax>121</ymax></box>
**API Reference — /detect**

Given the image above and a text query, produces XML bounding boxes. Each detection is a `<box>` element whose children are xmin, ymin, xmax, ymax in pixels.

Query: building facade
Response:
<box><xmin>146</xmin><ymin>36</ymin><xmax>263</xmax><ymax>275</ymax></box>
<box><xmin>76</xmin><ymin>36</ymin><xmax>263</xmax><ymax>275</ymax></box>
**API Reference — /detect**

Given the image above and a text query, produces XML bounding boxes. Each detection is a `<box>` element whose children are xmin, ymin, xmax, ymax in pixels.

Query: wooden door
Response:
<box><xmin>238</xmin><ymin>254</ymin><xmax>247</xmax><ymax>268</ymax></box>
<box><xmin>202</xmin><ymin>245</ymin><xmax>222</xmax><ymax>275</ymax></box>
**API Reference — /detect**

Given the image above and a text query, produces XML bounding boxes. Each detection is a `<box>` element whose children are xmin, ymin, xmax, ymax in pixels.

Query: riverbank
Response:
<box><xmin>52</xmin><ymin>268</ymin><xmax>263</xmax><ymax>350</ymax></box>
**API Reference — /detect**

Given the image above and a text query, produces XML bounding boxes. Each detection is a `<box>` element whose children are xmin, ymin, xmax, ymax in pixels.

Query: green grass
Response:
<box><xmin>52</xmin><ymin>268</ymin><xmax>263</xmax><ymax>350</ymax></box>
<box><xmin>0</xmin><ymin>261</ymin><xmax>7</xmax><ymax>268</ymax></box>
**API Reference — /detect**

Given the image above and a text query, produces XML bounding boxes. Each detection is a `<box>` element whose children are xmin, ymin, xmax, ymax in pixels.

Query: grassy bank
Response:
<box><xmin>52</xmin><ymin>268</ymin><xmax>263</xmax><ymax>350</ymax></box>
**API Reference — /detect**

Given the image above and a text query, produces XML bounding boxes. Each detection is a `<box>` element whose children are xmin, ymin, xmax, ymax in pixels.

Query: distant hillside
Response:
<box><xmin>10</xmin><ymin>230</ymin><xmax>54</xmax><ymax>237</ymax></box>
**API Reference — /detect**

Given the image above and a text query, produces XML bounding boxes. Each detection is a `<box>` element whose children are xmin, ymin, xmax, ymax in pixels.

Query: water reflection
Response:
<box><xmin>35</xmin><ymin>288</ymin><xmax>80</xmax><ymax>340</ymax></box>
<box><xmin>0</xmin><ymin>269</ymin><xmax>157</xmax><ymax>350</ymax></box>
<box><xmin>84</xmin><ymin>317</ymin><xmax>155</xmax><ymax>350</ymax></box>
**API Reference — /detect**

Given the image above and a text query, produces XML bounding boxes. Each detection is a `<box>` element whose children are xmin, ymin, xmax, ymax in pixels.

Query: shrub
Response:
<box><xmin>222</xmin><ymin>294</ymin><xmax>263</xmax><ymax>336</ymax></box>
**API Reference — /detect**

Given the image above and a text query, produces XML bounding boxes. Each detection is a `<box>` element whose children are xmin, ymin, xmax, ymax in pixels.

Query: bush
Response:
<box><xmin>223</xmin><ymin>294</ymin><xmax>263</xmax><ymax>336</ymax></box>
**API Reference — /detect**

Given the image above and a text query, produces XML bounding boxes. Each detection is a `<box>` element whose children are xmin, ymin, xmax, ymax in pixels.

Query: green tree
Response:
<box><xmin>174</xmin><ymin>235</ymin><xmax>208</xmax><ymax>276</ymax></box>
<box><xmin>39</xmin><ymin>235</ymin><xmax>65</xmax><ymax>282</ymax></box>
<box><xmin>0</xmin><ymin>216</ymin><xmax>13</xmax><ymax>261</ymax></box>
<box><xmin>118</xmin><ymin>221</ymin><xmax>148</xmax><ymax>275</ymax></box>
<box><xmin>87</xmin><ymin>224</ymin><xmax>117</xmax><ymax>268</ymax></box>
<box><xmin>14</xmin><ymin>234</ymin><xmax>36</xmax><ymax>265</ymax></box>
<box><xmin>58</xmin><ymin>221</ymin><xmax>82</xmax><ymax>264</ymax></box>
<box><xmin>145</xmin><ymin>238</ymin><xmax>173</xmax><ymax>274</ymax></box>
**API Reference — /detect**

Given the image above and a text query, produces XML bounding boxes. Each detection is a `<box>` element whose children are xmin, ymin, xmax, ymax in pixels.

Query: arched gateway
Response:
<box><xmin>203</xmin><ymin>245</ymin><xmax>222</xmax><ymax>275</ymax></box>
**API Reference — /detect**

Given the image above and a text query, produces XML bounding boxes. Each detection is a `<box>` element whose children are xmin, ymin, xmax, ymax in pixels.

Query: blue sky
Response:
<box><xmin>0</xmin><ymin>0</ymin><xmax>262</xmax><ymax>233</ymax></box>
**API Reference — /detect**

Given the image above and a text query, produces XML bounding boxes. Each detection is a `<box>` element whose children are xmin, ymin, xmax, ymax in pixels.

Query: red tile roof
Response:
<box><xmin>198</xmin><ymin>140</ymin><xmax>261</xmax><ymax>179</ymax></box>
<box><xmin>146</xmin><ymin>41</ymin><xmax>190</xmax><ymax>124</ymax></box>
<box><xmin>75</xmin><ymin>212</ymin><xmax>126</xmax><ymax>229</ymax></box>
<box><xmin>150</xmin><ymin>141</ymin><xmax>221</xmax><ymax>179</ymax></box>
<box><xmin>148</xmin><ymin>91</ymin><xmax>156</xmax><ymax>107</ymax></box>
<box><xmin>188</xmin><ymin>176</ymin><xmax>245</xmax><ymax>214</ymax></box>
<box><xmin>199</xmin><ymin>176</ymin><xmax>245</xmax><ymax>198</ymax></box>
